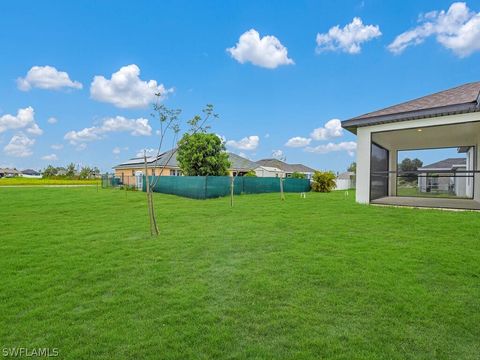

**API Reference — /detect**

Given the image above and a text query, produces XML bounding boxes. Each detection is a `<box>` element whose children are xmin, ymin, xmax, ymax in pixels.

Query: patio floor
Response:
<box><xmin>371</xmin><ymin>196</ymin><xmax>480</xmax><ymax>210</ymax></box>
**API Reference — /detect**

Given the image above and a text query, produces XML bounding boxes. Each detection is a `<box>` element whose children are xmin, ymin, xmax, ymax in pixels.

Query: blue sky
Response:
<box><xmin>1</xmin><ymin>0</ymin><xmax>479</xmax><ymax>172</ymax></box>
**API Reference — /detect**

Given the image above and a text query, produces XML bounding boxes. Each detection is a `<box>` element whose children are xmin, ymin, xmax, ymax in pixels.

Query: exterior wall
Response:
<box><xmin>355</xmin><ymin>127</ymin><xmax>372</xmax><ymax>203</ymax></box>
<box><xmin>354</xmin><ymin>112</ymin><xmax>480</xmax><ymax>204</ymax></box>
<box><xmin>114</xmin><ymin>167</ymin><xmax>175</xmax><ymax>186</ymax></box>
<box><xmin>476</xmin><ymin>136</ymin><xmax>480</xmax><ymax>201</ymax></box>
<box><xmin>336</xmin><ymin>178</ymin><xmax>354</xmax><ymax>190</ymax></box>
<box><xmin>254</xmin><ymin>167</ymin><xmax>286</xmax><ymax>178</ymax></box>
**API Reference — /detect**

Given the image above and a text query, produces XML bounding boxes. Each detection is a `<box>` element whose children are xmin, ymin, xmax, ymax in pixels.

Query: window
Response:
<box><xmin>170</xmin><ymin>169</ymin><xmax>175</xmax><ymax>176</ymax></box>
<box><xmin>131</xmin><ymin>170</ymin><xmax>134</xmax><ymax>176</ymax></box>
<box><xmin>152</xmin><ymin>169</ymin><xmax>155</xmax><ymax>176</ymax></box>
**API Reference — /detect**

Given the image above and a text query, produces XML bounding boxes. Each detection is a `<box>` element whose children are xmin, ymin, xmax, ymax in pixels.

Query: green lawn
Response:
<box><xmin>1</xmin><ymin>187</ymin><xmax>479</xmax><ymax>359</ymax></box>
<box><xmin>0</xmin><ymin>177</ymin><xmax>99</xmax><ymax>186</ymax></box>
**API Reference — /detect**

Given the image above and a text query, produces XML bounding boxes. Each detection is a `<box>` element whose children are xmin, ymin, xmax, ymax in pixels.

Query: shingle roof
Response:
<box><xmin>256</xmin><ymin>159</ymin><xmax>316</xmax><ymax>173</ymax></box>
<box><xmin>419</xmin><ymin>158</ymin><xmax>466</xmax><ymax>170</ymax></box>
<box><xmin>114</xmin><ymin>150</ymin><xmax>257</xmax><ymax>171</ymax></box>
<box><xmin>342</xmin><ymin>81</ymin><xmax>480</xmax><ymax>132</ymax></box>
<box><xmin>228</xmin><ymin>153</ymin><xmax>258</xmax><ymax>171</ymax></box>
<box><xmin>21</xmin><ymin>169</ymin><xmax>40</xmax><ymax>175</ymax></box>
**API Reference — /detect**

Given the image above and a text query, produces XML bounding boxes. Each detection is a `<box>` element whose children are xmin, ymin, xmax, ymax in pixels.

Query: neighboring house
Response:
<box><xmin>20</xmin><ymin>169</ymin><xmax>42</xmax><ymax>178</ymax></box>
<box><xmin>254</xmin><ymin>166</ymin><xmax>286</xmax><ymax>178</ymax></box>
<box><xmin>0</xmin><ymin>168</ymin><xmax>19</xmax><ymax>178</ymax></box>
<box><xmin>255</xmin><ymin>159</ymin><xmax>316</xmax><ymax>179</ymax></box>
<box><xmin>113</xmin><ymin>150</ymin><xmax>258</xmax><ymax>186</ymax></box>
<box><xmin>417</xmin><ymin>157</ymin><xmax>472</xmax><ymax>198</ymax></box>
<box><xmin>336</xmin><ymin>171</ymin><xmax>356</xmax><ymax>190</ymax></box>
<box><xmin>342</xmin><ymin>81</ymin><xmax>480</xmax><ymax>209</ymax></box>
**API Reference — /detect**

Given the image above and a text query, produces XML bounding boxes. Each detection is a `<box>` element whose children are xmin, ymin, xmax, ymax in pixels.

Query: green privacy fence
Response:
<box><xmin>143</xmin><ymin>176</ymin><xmax>311</xmax><ymax>199</ymax></box>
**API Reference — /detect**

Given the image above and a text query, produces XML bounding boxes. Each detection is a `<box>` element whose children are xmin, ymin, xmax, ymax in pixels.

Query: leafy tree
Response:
<box><xmin>311</xmin><ymin>171</ymin><xmax>336</xmax><ymax>192</ymax></box>
<box><xmin>66</xmin><ymin>163</ymin><xmax>76</xmax><ymax>178</ymax></box>
<box><xmin>347</xmin><ymin>162</ymin><xmax>356</xmax><ymax>173</ymax></box>
<box><xmin>291</xmin><ymin>172</ymin><xmax>306</xmax><ymax>179</ymax></box>
<box><xmin>400</xmin><ymin>158</ymin><xmax>423</xmax><ymax>181</ymax></box>
<box><xmin>42</xmin><ymin>165</ymin><xmax>58</xmax><ymax>178</ymax></box>
<box><xmin>79</xmin><ymin>166</ymin><xmax>92</xmax><ymax>179</ymax></box>
<box><xmin>177</xmin><ymin>133</ymin><xmax>231</xmax><ymax>176</ymax></box>
<box><xmin>244</xmin><ymin>170</ymin><xmax>257</xmax><ymax>177</ymax></box>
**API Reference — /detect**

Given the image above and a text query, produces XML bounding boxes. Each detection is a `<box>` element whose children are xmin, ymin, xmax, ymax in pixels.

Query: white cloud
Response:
<box><xmin>41</xmin><ymin>154</ymin><xmax>58</xmax><ymax>161</ymax></box>
<box><xmin>4</xmin><ymin>134</ymin><xmax>35</xmax><ymax>157</ymax></box>
<box><xmin>47</xmin><ymin>117</ymin><xmax>58</xmax><ymax>124</ymax></box>
<box><xmin>305</xmin><ymin>141</ymin><xmax>357</xmax><ymax>156</ymax></box>
<box><xmin>64</xmin><ymin>116</ymin><xmax>152</xmax><ymax>145</ymax></box>
<box><xmin>76</xmin><ymin>143</ymin><xmax>87</xmax><ymax>151</ymax></box>
<box><xmin>0</xmin><ymin>107</ymin><xmax>43</xmax><ymax>136</ymax></box>
<box><xmin>316</xmin><ymin>17</ymin><xmax>381</xmax><ymax>54</ymax></box>
<box><xmin>285</xmin><ymin>136</ymin><xmax>311</xmax><ymax>148</ymax></box>
<box><xmin>227</xmin><ymin>29</ymin><xmax>294</xmax><ymax>68</ymax></box>
<box><xmin>388</xmin><ymin>2</ymin><xmax>480</xmax><ymax>57</ymax></box>
<box><xmin>310</xmin><ymin>119</ymin><xmax>343</xmax><ymax>140</ymax></box>
<box><xmin>17</xmin><ymin>66</ymin><xmax>82</xmax><ymax>91</ymax></box>
<box><xmin>90</xmin><ymin>64</ymin><xmax>173</xmax><ymax>108</ymax></box>
<box><xmin>26</xmin><ymin>123</ymin><xmax>43</xmax><ymax>136</ymax></box>
<box><xmin>226</xmin><ymin>135</ymin><xmax>259</xmax><ymax>150</ymax></box>
<box><xmin>51</xmin><ymin>144</ymin><xmax>63</xmax><ymax>150</ymax></box>
<box><xmin>272</xmin><ymin>149</ymin><xmax>286</xmax><ymax>161</ymax></box>
<box><xmin>101</xmin><ymin>116</ymin><xmax>152</xmax><ymax>136</ymax></box>
<box><xmin>112</xmin><ymin>146</ymin><xmax>121</xmax><ymax>154</ymax></box>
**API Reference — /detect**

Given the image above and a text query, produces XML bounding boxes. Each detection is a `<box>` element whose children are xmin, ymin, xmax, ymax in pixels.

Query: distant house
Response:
<box><xmin>0</xmin><ymin>168</ymin><xmax>19</xmax><ymax>178</ymax></box>
<box><xmin>417</xmin><ymin>157</ymin><xmax>472</xmax><ymax>197</ymax></box>
<box><xmin>254</xmin><ymin>166</ymin><xmax>286</xmax><ymax>178</ymax></box>
<box><xmin>20</xmin><ymin>169</ymin><xmax>41</xmax><ymax>178</ymax></box>
<box><xmin>336</xmin><ymin>171</ymin><xmax>356</xmax><ymax>190</ymax></box>
<box><xmin>113</xmin><ymin>149</ymin><xmax>258</xmax><ymax>186</ymax></box>
<box><xmin>255</xmin><ymin>159</ymin><xmax>316</xmax><ymax>179</ymax></box>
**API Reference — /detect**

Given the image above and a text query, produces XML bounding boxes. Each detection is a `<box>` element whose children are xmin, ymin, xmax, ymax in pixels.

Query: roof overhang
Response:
<box><xmin>342</xmin><ymin>102</ymin><xmax>480</xmax><ymax>134</ymax></box>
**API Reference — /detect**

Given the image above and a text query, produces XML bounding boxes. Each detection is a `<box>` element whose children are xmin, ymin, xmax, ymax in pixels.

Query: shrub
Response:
<box><xmin>244</xmin><ymin>170</ymin><xmax>257</xmax><ymax>177</ymax></box>
<box><xmin>311</xmin><ymin>171</ymin><xmax>336</xmax><ymax>192</ymax></box>
<box><xmin>291</xmin><ymin>172</ymin><xmax>306</xmax><ymax>179</ymax></box>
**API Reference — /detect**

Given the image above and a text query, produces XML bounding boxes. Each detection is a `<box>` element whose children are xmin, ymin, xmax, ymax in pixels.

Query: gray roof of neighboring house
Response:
<box><xmin>342</xmin><ymin>81</ymin><xmax>480</xmax><ymax>133</ymax></box>
<box><xmin>21</xmin><ymin>169</ymin><xmax>40</xmax><ymax>175</ymax></box>
<box><xmin>337</xmin><ymin>171</ymin><xmax>355</xmax><ymax>179</ymax></box>
<box><xmin>419</xmin><ymin>158</ymin><xmax>466</xmax><ymax>170</ymax></box>
<box><xmin>255</xmin><ymin>159</ymin><xmax>316</xmax><ymax>173</ymax></box>
<box><xmin>0</xmin><ymin>168</ymin><xmax>19</xmax><ymax>174</ymax></box>
<box><xmin>113</xmin><ymin>149</ymin><xmax>257</xmax><ymax>171</ymax></box>
<box><xmin>228</xmin><ymin>153</ymin><xmax>258</xmax><ymax>171</ymax></box>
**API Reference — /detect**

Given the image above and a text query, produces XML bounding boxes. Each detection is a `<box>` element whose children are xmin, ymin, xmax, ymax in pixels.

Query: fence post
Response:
<box><xmin>204</xmin><ymin>176</ymin><xmax>208</xmax><ymax>199</ymax></box>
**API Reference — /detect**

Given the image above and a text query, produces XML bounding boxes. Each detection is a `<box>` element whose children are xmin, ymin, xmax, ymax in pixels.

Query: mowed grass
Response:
<box><xmin>0</xmin><ymin>187</ymin><xmax>479</xmax><ymax>359</ymax></box>
<box><xmin>0</xmin><ymin>177</ymin><xmax>99</xmax><ymax>186</ymax></box>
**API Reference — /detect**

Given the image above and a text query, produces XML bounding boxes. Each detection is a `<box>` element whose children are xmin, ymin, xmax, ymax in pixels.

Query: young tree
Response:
<box><xmin>311</xmin><ymin>171</ymin><xmax>336</xmax><ymax>192</ymax></box>
<box><xmin>79</xmin><ymin>166</ymin><xmax>92</xmax><ymax>179</ymax></box>
<box><xmin>145</xmin><ymin>101</ymin><xmax>219</xmax><ymax>236</ymax></box>
<box><xmin>42</xmin><ymin>165</ymin><xmax>58</xmax><ymax>178</ymax></box>
<box><xmin>66</xmin><ymin>163</ymin><xmax>76</xmax><ymax>178</ymax></box>
<box><xmin>347</xmin><ymin>162</ymin><xmax>357</xmax><ymax>173</ymax></box>
<box><xmin>177</xmin><ymin>133</ymin><xmax>230</xmax><ymax>176</ymax></box>
<box><xmin>400</xmin><ymin>158</ymin><xmax>423</xmax><ymax>181</ymax></box>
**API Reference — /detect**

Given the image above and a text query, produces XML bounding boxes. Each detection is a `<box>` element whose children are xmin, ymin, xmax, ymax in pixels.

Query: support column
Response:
<box><xmin>389</xmin><ymin>149</ymin><xmax>397</xmax><ymax>196</ymax></box>
<box><xmin>475</xmin><ymin>142</ymin><xmax>480</xmax><ymax>202</ymax></box>
<box><xmin>356</xmin><ymin>128</ymin><xmax>371</xmax><ymax>204</ymax></box>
